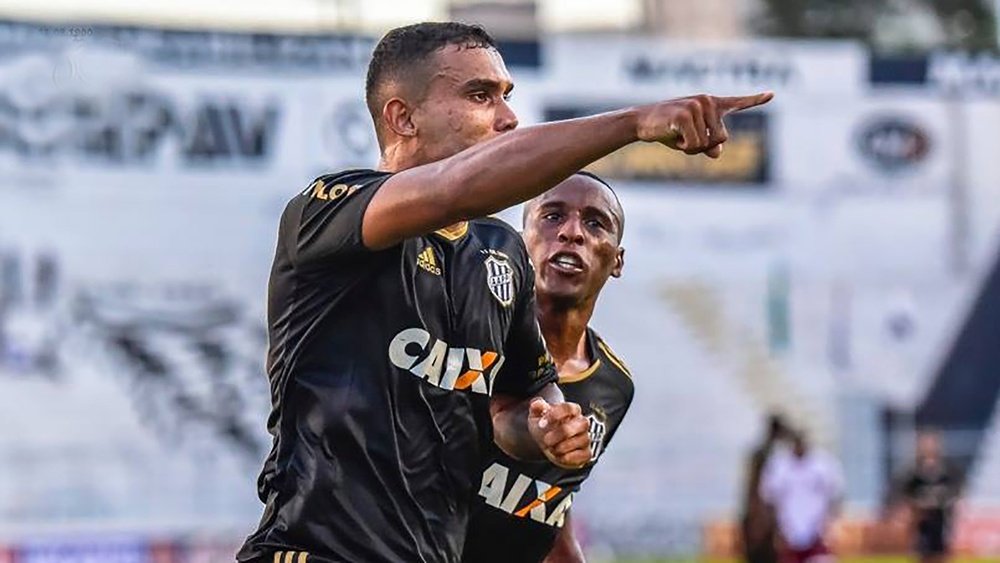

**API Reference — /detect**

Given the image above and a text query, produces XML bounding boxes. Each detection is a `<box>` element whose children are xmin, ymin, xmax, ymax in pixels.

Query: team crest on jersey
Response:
<box><xmin>484</xmin><ymin>255</ymin><xmax>514</xmax><ymax>307</ymax></box>
<box><xmin>586</xmin><ymin>408</ymin><xmax>607</xmax><ymax>462</ymax></box>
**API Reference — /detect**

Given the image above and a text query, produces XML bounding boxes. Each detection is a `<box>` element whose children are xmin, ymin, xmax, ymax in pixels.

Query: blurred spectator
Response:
<box><xmin>761</xmin><ymin>429</ymin><xmax>844</xmax><ymax>563</ymax></box>
<box><xmin>741</xmin><ymin>413</ymin><xmax>789</xmax><ymax>563</ymax></box>
<box><xmin>893</xmin><ymin>429</ymin><xmax>960</xmax><ymax>563</ymax></box>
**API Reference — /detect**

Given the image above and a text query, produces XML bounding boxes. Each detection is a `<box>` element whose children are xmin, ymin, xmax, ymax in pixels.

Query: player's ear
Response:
<box><xmin>383</xmin><ymin>97</ymin><xmax>417</xmax><ymax>138</ymax></box>
<box><xmin>611</xmin><ymin>247</ymin><xmax>624</xmax><ymax>278</ymax></box>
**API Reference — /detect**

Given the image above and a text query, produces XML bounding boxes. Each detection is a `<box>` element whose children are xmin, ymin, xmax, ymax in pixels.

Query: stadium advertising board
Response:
<box><xmin>543</xmin><ymin>107</ymin><xmax>770</xmax><ymax>185</ymax></box>
<box><xmin>0</xmin><ymin>22</ymin><xmax>380</xmax><ymax>179</ymax></box>
<box><xmin>872</xmin><ymin>50</ymin><xmax>1000</xmax><ymax>97</ymax></box>
<box><xmin>545</xmin><ymin>36</ymin><xmax>866</xmax><ymax>97</ymax></box>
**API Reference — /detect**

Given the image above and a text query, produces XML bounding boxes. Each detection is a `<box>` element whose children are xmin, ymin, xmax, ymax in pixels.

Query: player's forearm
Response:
<box><xmin>438</xmin><ymin>109</ymin><xmax>638</xmax><ymax>220</ymax></box>
<box><xmin>491</xmin><ymin>383</ymin><xmax>565</xmax><ymax>461</ymax></box>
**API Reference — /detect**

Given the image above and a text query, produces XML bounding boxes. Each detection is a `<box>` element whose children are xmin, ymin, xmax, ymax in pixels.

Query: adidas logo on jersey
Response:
<box><xmin>417</xmin><ymin>247</ymin><xmax>441</xmax><ymax>276</ymax></box>
<box><xmin>388</xmin><ymin>328</ymin><xmax>504</xmax><ymax>395</ymax></box>
<box><xmin>478</xmin><ymin>462</ymin><xmax>573</xmax><ymax>528</ymax></box>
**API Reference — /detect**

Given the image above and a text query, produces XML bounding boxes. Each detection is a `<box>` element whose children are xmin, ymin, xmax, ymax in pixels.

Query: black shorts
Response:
<box><xmin>915</xmin><ymin>520</ymin><xmax>948</xmax><ymax>556</ymax></box>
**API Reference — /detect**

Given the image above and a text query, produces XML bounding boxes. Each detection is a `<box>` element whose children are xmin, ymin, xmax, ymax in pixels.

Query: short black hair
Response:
<box><xmin>365</xmin><ymin>22</ymin><xmax>497</xmax><ymax>144</ymax></box>
<box><xmin>522</xmin><ymin>171</ymin><xmax>626</xmax><ymax>243</ymax></box>
<box><xmin>766</xmin><ymin>413</ymin><xmax>788</xmax><ymax>439</ymax></box>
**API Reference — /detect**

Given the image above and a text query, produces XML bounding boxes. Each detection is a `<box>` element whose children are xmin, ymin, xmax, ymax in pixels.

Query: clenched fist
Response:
<box><xmin>635</xmin><ymin>92</ymin><xmax>774</xmax><ymax>158</ymax></box>
<box><xmin>528</xmin><ymin>397</ymin><xmax>592</xmax><ymax>469</ymax></box>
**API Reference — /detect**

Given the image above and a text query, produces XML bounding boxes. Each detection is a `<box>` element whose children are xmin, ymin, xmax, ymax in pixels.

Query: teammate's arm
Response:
<box><xmin>544</xmin><ymin>511</ymin><xmax>586</xmax><ymax>563</ymax></box>
<box><xmin>362</xmin><ymin>93</ymin><xmax>773</xmax><ymax>250</ymax></box>
<box><xmin>490</xmin><ymin>384</ymin><xmax>591</xmax><ymax>469</ymax></box>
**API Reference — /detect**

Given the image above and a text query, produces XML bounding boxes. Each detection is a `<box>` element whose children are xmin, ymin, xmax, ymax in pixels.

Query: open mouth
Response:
<box><xmin>548</xmin><ymin>252</ymin><xmax>585</xmax><ymax>274</ymax></box>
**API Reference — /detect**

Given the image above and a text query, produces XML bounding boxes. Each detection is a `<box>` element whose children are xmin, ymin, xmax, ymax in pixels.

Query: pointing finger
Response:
<box><xmin>717</xmin><ymin>91</ymin><xmax>774</xmax><ymax>115</ymax></box>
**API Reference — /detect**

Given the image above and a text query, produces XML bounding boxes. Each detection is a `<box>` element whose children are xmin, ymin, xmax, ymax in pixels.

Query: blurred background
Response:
<box><xmin>1</xmin><ymin>0</ymin><xmax>1000</xmax><ymax>561</ymax></box>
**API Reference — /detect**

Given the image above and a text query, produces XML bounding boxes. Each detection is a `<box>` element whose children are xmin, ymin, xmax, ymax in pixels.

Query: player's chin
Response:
<box><xmin>540</xmin><ymin>283</ymin><xmax>586</xmax><ymax>305</ymax></box>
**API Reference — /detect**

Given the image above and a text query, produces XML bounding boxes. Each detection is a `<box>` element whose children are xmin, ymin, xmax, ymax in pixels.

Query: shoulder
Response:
<box><xmin>813</xmin><ymin>451</ymin><xmax>843</xmax><ymax>474</ymax></box>
<box><xmin>282</xmin><ymin>169</ymin><xmax>389</xmax><ymax>213</ymax></box>
<box><xmin>469</xmin><ymin>217</ymin><xmax>525</xmax><ymax>247</ymax></box>
<box><xmin>469</xmin><ymin>217</ymin><xmax>531</xmax><ymax>268</ymax></box>
<box><xmin>590</xmin><ymin>328</ymin><xmax>633</xmax><ymax>384</ymax></box>
<box><xmin>304</xmin><ymin>169</ymin><xmax>391</xmax><ymax>198</ymax></box>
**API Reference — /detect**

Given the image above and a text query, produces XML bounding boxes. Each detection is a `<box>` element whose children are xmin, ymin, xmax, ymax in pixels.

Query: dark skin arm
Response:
<box><xmin>363</xmin><ymin>93</ymin><xmax>773</xmax><ymax>250</ymax></box>
<box><xmin>544</xmin><ymin>511</ymin><xmax>586</xmax><ymax>563</ymax></box>
<box><xmin>490</xmin><ymin>383</ymin><xmax>592</xmax><ymax>469</ymax></box>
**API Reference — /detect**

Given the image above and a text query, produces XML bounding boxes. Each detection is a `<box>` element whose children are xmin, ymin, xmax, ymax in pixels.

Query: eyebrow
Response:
<box><xmin>461</xmin><ymin>78</ymin><xmax>514</xmax><ymax>96</ymax></box>
<box><xmin>537</xmin><ymin>201</ymin><xmax>618</xmax><ymax>226</ymax></box>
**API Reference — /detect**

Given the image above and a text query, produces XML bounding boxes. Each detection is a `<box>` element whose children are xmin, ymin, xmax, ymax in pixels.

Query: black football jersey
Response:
<box><xmin>902</xmin><ymin>463</ymin><xmax>957</xmax><ymax>529</ymax></box>
<box><xmin>461</xmin><ymin>328</ymin><xmax>634</xmax><ymax>563</ymax></box>
<box><xmin>237</xmin><ymin>169</ymin><xmax>557</xmax><ymax>563</ymax></box>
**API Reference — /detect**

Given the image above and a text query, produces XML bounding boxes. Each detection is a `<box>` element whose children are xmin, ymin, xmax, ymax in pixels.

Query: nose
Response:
<box><xmin>557</xmin><ymin>218</ymin><xmax>585</xmax><ymax>245</ymax></box>
<box><xmin>495</xmin><ymin>99</ymin><xmax>518</xmax><ymax>132</ymax></box>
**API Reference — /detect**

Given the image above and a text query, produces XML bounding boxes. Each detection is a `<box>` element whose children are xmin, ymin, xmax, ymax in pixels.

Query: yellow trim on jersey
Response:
<box><xmin>559</xmin><ymin>358</ymin><xmax>601</xmax><ymax>384</ymax></box>
<box><xmin>596</xmin><ymin>338</ymin><xmax>632</xmax><ymax>379</ymax></box>
<box><xmin>434</xmin><ymin>222</ymin><xmax>469</xmax><ymax>241</ymax></box>
<box><xmin>273</xmin><ymin>552</ymin><xmax>308</xmax><ymax>563</ymax></box>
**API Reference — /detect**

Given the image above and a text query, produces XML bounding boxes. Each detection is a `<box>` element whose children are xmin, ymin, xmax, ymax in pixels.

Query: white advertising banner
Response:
<box><xmin>544</xmin><ymin>36</ymin><xmax>868</xmax><ymax>99</ymax></box>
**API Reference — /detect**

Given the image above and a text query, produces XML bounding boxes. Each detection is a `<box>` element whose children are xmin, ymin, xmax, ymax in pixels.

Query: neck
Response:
<box><xmin>536</xmin><ymin>293</ymin><xmax>596</xmax><ymax>372</ymax></box>
<box><xmin>377</xmin><ymin>142</ymin><xmax>423</xmax><ymax>173</ymax></box>
<box><xmin>377</xmin><ymin>146</ymin><xmax>464</xmax><ymax>232</ymax></box>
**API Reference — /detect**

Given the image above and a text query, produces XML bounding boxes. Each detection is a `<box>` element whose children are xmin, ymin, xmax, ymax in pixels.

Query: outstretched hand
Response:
<box><xmin>528</xmin><ymin>397</ymin><xmax>592</xmax><ymax>469</ymax></box>
<box><xmin>635</xmin><ymin>92</ymin><xmax>774</xmax><ymax>158</ymax></box>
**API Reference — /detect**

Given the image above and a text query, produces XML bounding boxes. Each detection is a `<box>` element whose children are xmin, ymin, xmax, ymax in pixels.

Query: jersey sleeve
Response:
<box><xmin>491</xmin><ymin>253</ymin><xmax>557</xmax><ymax>398</ymax></box>
<box><xmin>600</xmin><ymin>376</ymin><xmax>634</xmax><ymax>454</ymax></box>
<box><xmin>594</xmin><ymin>335</ymin><xmax>635</xmax><ymax>455</ymax></box>
<box><xmin>285</xmin><ymin>171</ymin><xmax>392</xmax><ymax>271</ymax></box>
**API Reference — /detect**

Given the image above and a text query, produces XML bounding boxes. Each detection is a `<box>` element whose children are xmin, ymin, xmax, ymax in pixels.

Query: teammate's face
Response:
<box><xmin>411</xmin><ymin>45</ymin><xmax>517</xmax><ymax>163</ymax></box>
<box><xmin>523</xmin><ymin>176</ymin><xmax>624</xmax><ymax>306</ymax></box>
<box><xmin>917</xmin><ymin>433</ymin><xmax>942</xmax><ymax>463</ymax></box>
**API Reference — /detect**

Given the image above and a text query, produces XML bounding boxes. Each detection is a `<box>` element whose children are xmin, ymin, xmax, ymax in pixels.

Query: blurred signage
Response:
<box><xmin>0</xmin><ymin>88</ymin><xmax>280</xmax><ymax>165</ymax></box>
<box><xmin>855</xmin><ymin>115</ymin><xmax>932</xmax><ymax>174</ymax></box>
<box><xmin>544</xmin><ymin>107</ymin><xmax>769</xmax><ymax>185</ymax></box>
<box><xmin>625</xmin><ymin>52</ymin><xmax>795</xmax><ymax>87</ymax></box>
<box><xmin>0</xmin><ymin>20</ymin><xmax>373</xmax><ymax>72</ymax></box>
<box><xmin>928</xmin><ymin>52</ymin><xmax>1000</xmax><ymax>96</ymax></box>
<box><xmin>547</xmin><ymin>37</ymin><xmax>866</xmax><ymax>95</ymax></box>
<box><xmin>321</xmin><ymin>100</ymin><xmax>379</xmax><ymax>164</ymax></box>
<box><xmin>18</xmin><ymin>538</ymin><xmax>151</xmax><ymax>563</ymax></box>
<box><xmin>871</xmin><ymin>52</ymin><xmax>1000</xmax><ymax>96</ymax></box>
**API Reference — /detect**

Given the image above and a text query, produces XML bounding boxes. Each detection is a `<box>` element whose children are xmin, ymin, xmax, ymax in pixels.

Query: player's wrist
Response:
<box><xmin>600</xmin><ymin>107</ymin><xmax>642</xmax><ymax>145</ymax></box>
<box><xmin>621</xmin><ymin>107</ymin><xmax>642</xmax><ymax>143</ymax></box>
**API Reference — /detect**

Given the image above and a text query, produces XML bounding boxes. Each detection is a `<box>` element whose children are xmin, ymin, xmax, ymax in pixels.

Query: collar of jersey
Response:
<box><xmin>434</xmin><ymin>222</ymin><xmax>469</xmax><ymax>241</ymax></box>
<box><xmin>559</xmin><ymin>358</ymin><xmax>601</xmax><ymax>384</ymax></box>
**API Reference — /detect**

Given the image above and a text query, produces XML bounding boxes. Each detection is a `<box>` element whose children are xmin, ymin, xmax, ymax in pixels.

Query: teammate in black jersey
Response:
<box><xmin>895</xmin><ymin>430</ymin><xmax>959</xmax><ymax>563</ymax></box>
<box><xmin>462</xmin><ymin>172</ymin><xmax>633</xmax><ymax>563</ymax></box>
<box><xmin>239</xmin><ymin>21</ymin><xmax>772</xmax><ymax>563</ymax></box>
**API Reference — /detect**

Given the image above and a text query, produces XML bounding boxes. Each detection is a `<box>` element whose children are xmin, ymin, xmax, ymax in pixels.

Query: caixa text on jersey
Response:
<box><xmin>388</xmin><ymin>328</ymin><xmax>505</xmax><ymax>395</ymax></box>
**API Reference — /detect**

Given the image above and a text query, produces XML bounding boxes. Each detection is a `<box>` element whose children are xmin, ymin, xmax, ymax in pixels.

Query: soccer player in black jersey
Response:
<box><xmin>894</xmin><ymin>430</ymin><xmax>959</xmax><ymax>563</ymax></box>
<box><xmin>238</xmin><ymin>21</ymin><xmax>772</xmax><ymax>563</ymax></box>
<box><xmin>462</xmin><ymin>172</ymin><xmax>633</xmax><ymax>563</ymax></box>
